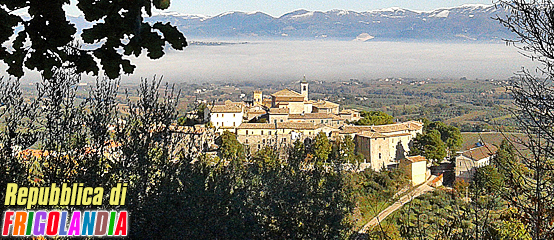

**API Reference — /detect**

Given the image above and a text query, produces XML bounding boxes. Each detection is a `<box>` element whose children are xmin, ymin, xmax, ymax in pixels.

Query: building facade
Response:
<box><xmin>236</xmin><ymin>122</ymin><xmax>320</xmax><ymax>151</ymax></box>
<box><xmin>347</xmin><ymin>121</ymin><xmax>424</xmax><ymax>171</ymax></box>
<box><xmin>208</xmin><ymin>102</ymin><xmax>244</xmax><ymax>130</ymax></box>
<box><xmin>455</xmin><ymin>143</ymin><xmax>498</xmax><ymax>182</ymax></box>
<box><xmin>400</xmin><ymin>155</ymin><xmax>429</xmax><ymax>186</ymax></box>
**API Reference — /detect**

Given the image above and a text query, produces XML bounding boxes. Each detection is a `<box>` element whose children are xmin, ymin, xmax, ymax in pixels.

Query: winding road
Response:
<box><xmin>356</xmin><ymin>176</ymin><xmax>437</xmax><ymax>238</ymax></box>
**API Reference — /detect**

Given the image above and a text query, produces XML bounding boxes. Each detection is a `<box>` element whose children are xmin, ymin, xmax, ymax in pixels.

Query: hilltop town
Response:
<box><xmin>1</xmin><ymin>0</ymin><xmax>549</xmax><ymax>238</ymax></box>
<box><xmin>180</xmin><ymin>77</ymin><xmax>497</xmax><ymax>187</ymax></box>
<box><xmin>199</xmin><ymin>78</ymin><xmax>419</xmax><ymax>172</ymax></box>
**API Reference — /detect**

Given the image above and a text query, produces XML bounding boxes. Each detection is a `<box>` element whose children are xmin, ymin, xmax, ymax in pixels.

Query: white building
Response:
<box><xmin>455</xmin><ymin>143</ymin><xmax>498</xmax><ymax>182</ymax></box>
<box><xmin>208</xmin><ymin>103</ymin><xmax>244</xmax><ymax>130</ymax></box>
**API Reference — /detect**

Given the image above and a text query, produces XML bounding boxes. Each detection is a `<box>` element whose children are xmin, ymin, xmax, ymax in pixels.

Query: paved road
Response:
<box><xmin>357</xmin><ymin>176</ymin><xmax>436</xmax><ymax>237</ymax></box>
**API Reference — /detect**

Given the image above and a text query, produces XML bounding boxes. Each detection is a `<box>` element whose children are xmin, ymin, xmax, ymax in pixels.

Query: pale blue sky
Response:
<box><xmin>66</xmin><ymin>0</ymin><xmax>494</xmax><ymax>17</ymax></box>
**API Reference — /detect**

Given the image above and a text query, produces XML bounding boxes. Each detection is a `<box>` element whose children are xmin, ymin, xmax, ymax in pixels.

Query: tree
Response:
<box><xmin>410</xmin><ymin>129</ymin><xmax>447</xmax><ymax>163</ymax></box>
<box><xmin>494</xmin><ymin>1</ymin><xmax>554</xmax><ymax>238</ymax></box>
<box><xmin>0</xmin><ymin>78</ymin><xmax>39</xmax><ymax>216</ymax></box>
<box><xmin>312</xmin><ymin>132</ymin><xmax>332</xmax><ymax>162</ymax></box>
<box><xmin>0</xmin><ymin>0</ymin><xmax>186</xmax><ymax>79</ymax></box>
<box><xmin>196</xmin><ymin>103</ymin><xmax>207</xmax><ymax>121</ymax></box>
<box><xmin>410</xmin><ymin>121</ymin><xmax>461</xmax><ymax>163</ymax></box>
<box><xmin>355</xmin><ymin>111</ymin><xmax>394</xmax><ymax>126</ymax></box>
<box><xmin>426</xmin><ymin>121</ymin><xmax>463</xmax><ymax>157</ymax></box>
<box><xmin>215</xmin><ymin>130</ymin><xmax>245</xmax><ymax>162</ymax></box>
<box><xmin>331</xmin><ymin>136</ymin><xmax>364</xmax><ymax>164</ymax></box>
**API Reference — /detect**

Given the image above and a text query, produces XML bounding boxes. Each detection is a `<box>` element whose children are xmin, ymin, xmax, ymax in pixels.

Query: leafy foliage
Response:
<box><xmin>396</xmin><ymin>187</ymin><xmax>529</xmax><ymax>240</ymax></box>
<box><xmin>426</xmin><ymin>121</ymin><xmax>463</xmax><ymax>156</ymax></box>
<box><xmin>0</xmin><ymin>73</ymin><xmax>360</xmax><ymax>239</ymax></box>
<box><xmin>0</xmin><ymin>0</ymin><xmax>186</xmax><ymax>79</ymax></box>
<box><xmin>495</xmin><ymin>2</ymin><xmax>554</xmax><ymax>237</ymax></box>
<box><xmin>345</xmin><ymin>168</ymin><xmax>408</xmax><ymax>232</ymax></box>
<box><xmin>383</xmin><ymin>141</ymin><xmax>531</xmax><ymax>240</ymax></box>
<box><xmin>410</xmin><ymin>130</ymin><xmax>447</xmax><ymax>162</ymax></box>
<box><xmin>312</xmin><ymin>131</ymin><xmax>332</xmax><ymax>162</ymax></box>
<box><xmin>355</xmin><ymin>111</ymin><xmax>394</xmax><ymax>126</ymax></box>
<box><xmin>410</xmin><ymin>121</ymin><xmax>462</xmax><ymax>163</ymax></box>
<box><xmin>330</xmin><ymin>136</ymin><xmax>364</xmax><ymax>165</ymax></box>
<box><xmin>216</xmin><ymin>130</ymin><xmax>245</xmax><ymax>162</ymax></box>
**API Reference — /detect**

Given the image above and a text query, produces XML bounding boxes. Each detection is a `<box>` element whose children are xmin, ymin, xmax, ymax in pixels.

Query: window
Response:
<box><xmin>216</xmin><ymin>114</ymin><xmax>219</xmax><ymax>117</ymax></box>
<box><xmin>280</xmin><ymin>119</ymin><xmax>283</xmax><ymax>122</ymax></box>
<box><xmin>246</xmin><ymin>130</ymin><xmax>248</xmax><ymax>135</ymax></box>
<box><xmin>233</xmin><ymin>122</ymin><xmax>235</xmax><ymax>127</ymax></box>
<box><xmin>379</xmin><ymin>153</ymin><xmax>382</xmax><ymax>159</ymax></box>
<box><xmin>303</xmin><ymin>86</ymin><xmax>306</xmax><ymax>91</ymax></box>
<box><xmin>262</xmin><ymin>139</ymin><xmax>265</xmax><ymax>144</ymax></box>
<box><xmin>282</xmin><ymin>138</ymin><xmax>286</xmax><ymax>142</ymax></box>
<box><xmin>261</xmin><ymin>131</ymin><xmax>264</xmax><ymax>135</ymax></box>
<box><xmin>246</xmin><ymin>139</ymin><xmax>249</xmax><ymax>144</ymax></box>
<box><xmin>233</xmin><ymin>114</ymin><xmax>235</xmax><ymax>117</ymax></box>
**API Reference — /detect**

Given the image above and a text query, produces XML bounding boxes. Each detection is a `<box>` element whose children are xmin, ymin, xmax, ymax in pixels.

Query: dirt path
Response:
<box><xmin>356</xmin><ymin>176</ymin><xmax>437</xmax><ymax>237</ymax></box>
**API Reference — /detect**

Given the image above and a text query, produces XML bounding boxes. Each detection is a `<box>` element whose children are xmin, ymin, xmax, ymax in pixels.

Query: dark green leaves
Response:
<box><xmin>355</xmin><ymin>111</ymin><xmax>394</xmax><ymax>126</ymax></box>
<box><xmin>153</xmin><ymin>0</ymin><xmax>171</xmax><ymax>10</ymax></box>
<box><xmin>154</xmin><ymin>22</ymin><xmax>187</xmax><ymax>50</ymax></box>
<box><xmin>0</xmin><ymin>0</ymin><xmax>187</xmax><ymax>79</ymax></box>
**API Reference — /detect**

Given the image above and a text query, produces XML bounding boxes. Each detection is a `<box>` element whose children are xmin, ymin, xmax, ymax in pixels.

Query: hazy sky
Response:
<box><xmin>65</xmin><ymin>0</ymin><xmax>494</xmax><ymax>17</ymax></box>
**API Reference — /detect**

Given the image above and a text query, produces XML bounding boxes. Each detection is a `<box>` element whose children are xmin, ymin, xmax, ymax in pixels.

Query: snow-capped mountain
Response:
<box><xmin>70</xmin><ymin>4</ymin><xmax>514</xmax><ymax>41</ymax></box>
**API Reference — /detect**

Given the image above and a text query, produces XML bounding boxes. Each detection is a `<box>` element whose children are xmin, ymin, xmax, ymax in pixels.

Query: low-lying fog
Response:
<box><xmin>9</xmin><ymin>40</ymin><xmax>541</xmax><ymax>83</ymax></box>
<box><xmin>125</xmin><ymin>40</ymin><xmax>538</xmax><ymax>83</ymax></box>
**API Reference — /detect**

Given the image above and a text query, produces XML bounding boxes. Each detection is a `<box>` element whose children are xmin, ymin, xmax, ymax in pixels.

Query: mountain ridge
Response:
<box><xmin>67</xmin><ymin>4</ymin><xmax>514</xmax><ymax>42</ymax></box>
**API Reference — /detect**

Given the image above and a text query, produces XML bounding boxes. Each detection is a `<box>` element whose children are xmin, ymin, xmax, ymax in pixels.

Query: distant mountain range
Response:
<box><xmin>68</xmin><ymin>4</ymin><xmax>514</xmax><ymax>42</ymax></box>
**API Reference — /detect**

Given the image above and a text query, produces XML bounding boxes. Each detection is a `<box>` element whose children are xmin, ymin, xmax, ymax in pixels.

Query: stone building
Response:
<box><xmin>287</xmin><ymin>113</ymin><xmax>344</xmax><ymax>127</ymax></box>
<box><xmin>236</xmin><ymin>122</ymin><xmax>320</xmax><ymax>152</ymax></box>
<box><xmin>268</xmin><ymin>107</ymin><xmax>289</xmax><ymax>123</ymax></box>
<box><xmin>339</xmin><ymin>109</ymin><xmax>361</xmax><ymax>122</ymax></box>
<box><xmin>301</xmin><ymin>77</ymin><xmax>309</xmax><ymax>101</ymax></box>
<box><xmin>400</xmin><ymin>155</ymin><xmax>429</xmax><ymax>186</ymax></box>
<box><xmin>346</xmin><ymin>121</ymin><xmax>424</xmax><ymax>171</ymax></box>
<box><xmin>270</xmin><ymin>89</ymin><xmax>311</xmax><ymax>114</ymax></box>
<box><xmin>312</xmin><ymin>100</ymin><xmax>340</xmax><ymax>114</ymax></box>
<box><xmin>455</xmin><ymin>143</ymin><xmax>498</xmax><ymax>182</ymax></box>
<box><xmin>253</xmin><ymin>90</ymin><xmax>263</xmax><ymax>106</ymax></box>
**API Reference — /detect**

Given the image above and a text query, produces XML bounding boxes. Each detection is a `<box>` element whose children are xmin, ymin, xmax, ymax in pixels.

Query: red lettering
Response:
<box><xmin>2</xmin><ymin>211</ymin><xmax>14</xmax><ymax>236</ymax></box>
<box><xmin>114</xmin><ymin>211</ymin><xmax>127</xmax><ymax>236</ymax></box>
<box><xmin>46</xmin><ymin>212</ymin><xmax>60</xmax><ymax>236</ymax></box>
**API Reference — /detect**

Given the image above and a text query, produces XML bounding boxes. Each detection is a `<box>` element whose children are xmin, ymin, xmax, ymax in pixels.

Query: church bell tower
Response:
<box><xmin>300</xmin><ymin>75</ymin><xmax>308</xmax><ymax>101</ymax></box>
